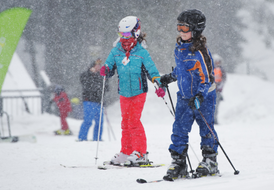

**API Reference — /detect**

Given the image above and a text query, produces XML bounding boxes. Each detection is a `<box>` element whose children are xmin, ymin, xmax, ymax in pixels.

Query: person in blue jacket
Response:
<box><xmin>160</xmin><ymin>9</ymin><xmax>219</xmax><ymax>181</ymax></box>
<box><xmin>100</xmin><ymin>16</ymin><xmax>165</xmax><ymax>166</ymax></box>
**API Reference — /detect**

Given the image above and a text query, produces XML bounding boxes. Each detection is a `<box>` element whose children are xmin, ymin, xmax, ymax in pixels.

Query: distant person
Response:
<box><xmin>160</xmin><ymin>9</ymin><xmax>219</xmax><ymax>181</ymax></box>
<box><xmin>212</xmin><ymin>54</ymin><xmax>226</xmax><ymax>124</ymax></box>
<box><xmin>100</xmin><ymin>16</ymin><xmax>165</xmax><ymax>166</ymax></box>
<box><xmin>51</xmin><ymin>85</ymin><xmax>72</xmax><ymax>135</ymax></box>
<box><xmin>78</xmin><ymin>59</ymin><xmax>108</xmax><ymax>141</ymax></box>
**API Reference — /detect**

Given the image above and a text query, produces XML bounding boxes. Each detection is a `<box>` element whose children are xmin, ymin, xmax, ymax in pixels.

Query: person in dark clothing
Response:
<box><xmin>78</xmin><ymin>59</ymin><xmax>108</xmax><ymax>141</ymax></box>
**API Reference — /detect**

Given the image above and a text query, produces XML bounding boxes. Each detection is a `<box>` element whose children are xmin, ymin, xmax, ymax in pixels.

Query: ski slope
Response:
<box><xmin>1</xmin><ymin>73</ymin><xmax>274</xmax><ymax>190</ymax></box>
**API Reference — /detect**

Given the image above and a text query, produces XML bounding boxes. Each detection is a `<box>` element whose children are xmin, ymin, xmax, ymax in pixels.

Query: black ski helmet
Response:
<box><xmin>177</xmin><ymin>9</ymin><xmax>206</xmax><ymax>39</ymax></box>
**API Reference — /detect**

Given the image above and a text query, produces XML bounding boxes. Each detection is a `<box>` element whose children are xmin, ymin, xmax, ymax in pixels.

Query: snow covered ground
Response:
<box><xmin>1</xmin><ymin>73</ymin><xmax>274</xmax><ymax>190</ymax></box>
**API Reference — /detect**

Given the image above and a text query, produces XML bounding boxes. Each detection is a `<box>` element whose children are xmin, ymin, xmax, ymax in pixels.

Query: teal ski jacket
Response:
<box><xmin>105</xmin><ymin>41</ymin><xmax>162</xmax><ymax>98</ymax></box>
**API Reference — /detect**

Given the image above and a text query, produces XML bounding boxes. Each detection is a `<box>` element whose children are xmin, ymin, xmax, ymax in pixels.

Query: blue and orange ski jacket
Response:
<box><xmin>171</xmin><ymin>41</ymin><xmax>216</xmax><ymax>99</ymax></box>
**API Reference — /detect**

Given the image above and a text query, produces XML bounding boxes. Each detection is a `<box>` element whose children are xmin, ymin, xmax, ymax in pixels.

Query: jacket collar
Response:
<box><xmin>117</xmin><ymin>41</ymin><xmax>142</xmax><ymax>53</ymax></box>
<box><xmin>176</xmin><ymin>40</ymin><xmax>192</xmax><ymax>49</ymax></box>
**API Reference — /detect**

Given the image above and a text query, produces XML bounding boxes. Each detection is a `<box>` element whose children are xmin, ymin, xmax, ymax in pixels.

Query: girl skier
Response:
<box><xmin>100</xmin><ymin>16</ymin><xmax>165</xmax><ymax>166</ymax></box>
<box><xmin>160</xmin><ymin>9</ymin><xmax>219</xmax><ymax>181</ymax></box>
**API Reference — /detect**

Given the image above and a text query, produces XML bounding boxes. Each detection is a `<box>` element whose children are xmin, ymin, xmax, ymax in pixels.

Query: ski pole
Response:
<box><xmin>186</xmin><ymin>152</ymin><xmax>195</xmax><ymax>175</ymax></box>
<box><xmin>153</xmin><ymin>83</ymin><xmax>174</xmax><ymax>117</ymax></box>
<box><xmin>95</xmin><ymin>76</ymin><xmax>106</xmax><ymax>165</ymax></box>
<box><xmin>165</xmin><ymin>85</ymin><xmax>175</xmax><ymax>115</ymax></box>
<box><xmin>197</xmin><ymin>109</ymin><xmax>240</xmax><ymax>175</ymax></box>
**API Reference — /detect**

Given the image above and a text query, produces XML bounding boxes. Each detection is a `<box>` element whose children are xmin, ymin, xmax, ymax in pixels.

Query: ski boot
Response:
<box><xmin>163</xmin><ymin>149</ymin><xmax>189</xmax><ymax>181</ymax></box>
<box><xmin>110</xmin><ymin>152</ymin><xmax>129</xmax><ymax>165</ymax></box>
<box><xmin>54</xmin><ymin>129</ymin><xmax>73</xmax><ymax>135</ymax></box>
<box><xmin>124</xmin><ymin>151</ymin><xmax>149</xmax><ymax>166</ymax></box>
<box><xmin>63</xmin><ymin>129</ymin><xmax>73</xmax><ymax>135</ymax></box>
<box><xmin>196</xmin><ymin>146</ymin><xmax>219</xmax><ymax>177</ymax></box>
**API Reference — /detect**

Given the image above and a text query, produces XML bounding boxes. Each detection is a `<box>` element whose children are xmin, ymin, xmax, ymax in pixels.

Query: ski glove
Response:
<box><xmin>100</xmin><ymin>65</ymin><xmax>109</xmax><ymax>76</ymax></box>
<box><xmin>160</xmin><ymin>73</ymin><xmax>177</xmax><ymax>87</ymax></box>
<box><xmin>188</xmin><ymin>93</ymin><xmax>204</xmax><ymax>110</ymax></box>
<box><xmin>155</xmin><ymin>87</ymin><xmax>165</xmax><ymax>97</ymax></box>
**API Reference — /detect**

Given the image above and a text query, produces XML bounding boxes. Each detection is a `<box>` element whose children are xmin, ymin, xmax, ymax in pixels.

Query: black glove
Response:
<box><xmin>188</xmin><ymin>93</ymin><xmax>204</xmax><ymax>110</ymax></box>
<box><xmin>160</xmin><ymin>73</ymin><xmax>177</xmax><ymax>87</ymax></box>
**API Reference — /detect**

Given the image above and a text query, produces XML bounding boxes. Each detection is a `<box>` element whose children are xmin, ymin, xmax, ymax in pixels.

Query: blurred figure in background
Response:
<box><xmin>78</xmin><ymin>58</ymin><xmax>108</xmax><ymax>141</ymax></box>
<box><xmin>51</xmin><ymin>85</ymin><xmax>72</xmax><ymax>135</ymax></box>
<box><xmin>213</xmin><ymin>54</ymin><xmax>226</xmax><ymax>124</ymax></box>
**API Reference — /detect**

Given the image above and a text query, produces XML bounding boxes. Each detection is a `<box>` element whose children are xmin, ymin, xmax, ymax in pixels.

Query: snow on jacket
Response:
<box><xmin>171</xmin><ymin>41</ymin><xmax>216</xmax><ymax>99</ymax></box>
<box><xmin>105</xmin><ymin>41</ymin><xmax>161</xmax><ymax>98</ymax></box>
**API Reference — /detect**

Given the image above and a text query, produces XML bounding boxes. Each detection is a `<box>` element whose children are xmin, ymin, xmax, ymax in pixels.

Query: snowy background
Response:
<box><xmin>2</xmin><ymin>0</ymin><xmax>274</xmax><ymax>189</ymax></box>
<box><xmin>235</xmin><ymin>0</ymin><xmax>274</xmax><ymax>83</ymax></box>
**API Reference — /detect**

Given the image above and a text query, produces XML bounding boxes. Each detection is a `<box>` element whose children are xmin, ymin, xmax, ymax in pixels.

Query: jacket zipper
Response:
<box><xmin>189</xmin><ymin>71</ymin><xmax>193</xmax><ymax>96</ymax></box>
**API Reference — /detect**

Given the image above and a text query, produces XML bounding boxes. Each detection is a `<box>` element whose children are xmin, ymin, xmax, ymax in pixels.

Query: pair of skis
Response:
<box><xmin>60</xmin><ymin>161</ymin><xmax>164</xmax><ymax>170</ymax></box>
<box><xmin>60</xmin><ymin>161</ymin><xmax>222</xmax><ymax>184</ymax></box>
<box><xmin>137</xmin><ymin>172</ymin><xmax>222</xmax><ymax>184</ymax></box>
<box><xmin>97</xmin><ymin>161</ymin><xmax>164</xmax><ymax>170</ymax></box>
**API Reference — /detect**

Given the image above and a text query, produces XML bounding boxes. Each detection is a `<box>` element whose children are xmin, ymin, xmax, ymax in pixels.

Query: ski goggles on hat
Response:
<box><xmin>177</xmin><ymin>23</ymin><xmax>191</xmax><ymax>33</ymax></box>
<box><xmin>118</xmin><ymin>31</ymin><xmax>133</xmax><ymax>39</ymax></box>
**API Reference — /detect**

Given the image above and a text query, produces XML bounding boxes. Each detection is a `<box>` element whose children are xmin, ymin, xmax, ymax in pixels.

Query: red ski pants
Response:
<box><xmin>60</xmin><ymin>111</ymin><xmax>69</xmax><ymax>130</ymax></box>
<box><xmin>120</xmin><ymin>93</ymin><xmax>147</xmax><ymax>155</ymax></box>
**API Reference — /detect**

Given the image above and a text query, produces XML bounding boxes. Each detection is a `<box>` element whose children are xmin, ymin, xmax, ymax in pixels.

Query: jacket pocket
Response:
<box><xmin>131</xmin><ymin>73</ymin><xmax>142</xmax><ymax>91</ymax></box>
<box><xmin>138</xmin><ymin>77</ymin><xmax>142</xmax><ymax>90</ymax></box>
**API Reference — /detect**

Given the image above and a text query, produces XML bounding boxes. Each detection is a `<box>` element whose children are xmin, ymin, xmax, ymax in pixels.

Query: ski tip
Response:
<box><xmin>136</xmin><ymin>178</ymin><xmax>147</xmax><ymax>184</ymax></box>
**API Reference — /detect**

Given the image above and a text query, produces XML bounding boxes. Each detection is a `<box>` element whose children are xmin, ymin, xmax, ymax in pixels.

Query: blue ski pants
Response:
<box><xmin>78</xmin><ymin>101</ymin><xmax>103</xmax><ymax>141</ymax></box>
<box><xmin>169</xmin><ymin>91</ymin><xmax>218</xmax><ymax>154</ymax></box>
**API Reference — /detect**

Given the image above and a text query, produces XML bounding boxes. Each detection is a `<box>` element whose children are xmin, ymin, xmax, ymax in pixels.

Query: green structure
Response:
<box><xmin>0</xmin><ymin>7</ymin><xmax>32</xmax><ymax>93</ymax></box>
